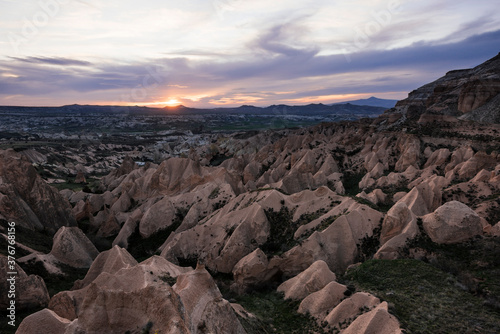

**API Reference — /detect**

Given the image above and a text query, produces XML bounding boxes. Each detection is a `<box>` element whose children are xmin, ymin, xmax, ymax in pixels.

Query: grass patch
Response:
<box><xmin>344</xmin><ymin>259</ymin><xmax>500</xmax><ymax>334</ymax></box>
<box><xmin>261</xmin><ymin>206</ymin><xmax>298</xmax><ymax>256</ymax></box>
<box><xmin>234</xmin><ymin>291</ymin><xmax>327</xmax><ymax>334</ymax></box>
<box><xmin>402</xmin><ymin>220</ymin><xmax>500</xmax><ymax>301</ymax></box>
<box><xmin>50</xmin><ymin>177</ymin><xmax>101</xmax><ymax>193</ymax></box>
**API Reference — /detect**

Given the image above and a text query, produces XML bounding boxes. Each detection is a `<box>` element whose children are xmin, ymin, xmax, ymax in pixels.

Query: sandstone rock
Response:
<box><xmin>139</xmin><ymin>196</ymin><xmax>176</xmax><ymax>238</ymax></box>
<box><xmin>16</xmin><ymin>308</ymin><xmax>71</xmax><ymax>334</ymax></box>
<box><xmin>343</xmin><ymin>302</ymin><xmax>402</xmax><ymax>334</ymax></box>
<box><xmin>324</xmin><ymin>292</ymin><xmax>380</xmax><ymax>328</ymax></box>
<box><xmin>112</xmin><ymin>208</ymin><xmax>142</xmax><ymax>248</ymax></box>
<box><xmin>458</xmin><ymin>151</ymin><xmax>498</xmax><ymax>180</ymax></box>
<box><xmin>375</xmin><ymin>202</ymin><xmax>419</xmax><ymax>260</ymax></box>
<box><xmin>72</xmin><ymin>199</ymin><xmax>92</xmax><ymax>222</ymax></box>
<box><xmin>96</xmin><ymin>210</ymin><xmax>121</xmax><ymax>238</ymax></box>
<box><xmin>74</xmin><ymin>171</ymin><xmax>86</xmax><ymax>184</ymax></box>
<box><xmin>0</xmin><ymin>257</ymin><xmax>49</xmax><ymax>311</ymax></box>
<box><xmin>173</xmin><ymin>264</ymin><xmax>246</xmax><ymax>334</ymax></box>
<box><xmin>50</xmin><ymin>226</ymin><xmax>99</xmax><ymax>268</ymax></box>
<box><xmin>357</xmin><ymin>189</ymin><xmax>387</xmax><ymax>206</ymax></box>
<box><xmin>69</xmin><ymin>190</ymin><xmax>89</xmax><ymax>204</ymax></box>
<box><xmin>471</xmin><ymin>169</ymin><xmax>493</xmax><ymax>183</ymax></box>
<box><xmin>396</xmin><ymin>179</ymin><xmax>442</xmax><ymax>216</ymax></box>
<box><xmin>393</xmin><ymin>191</ymin><xmax>407</xmax><ymax>202</ymax></box>
<box><xmin>73</xmin><ymin>245</ymin><xmax>138</xmax><ymax>289</ymax></box>
<box><xmin>380</xmin><ymin>202</ymin><xmax>417</xmax><ymax>245</ymax></box>
<box><xmin>88</xmin><ymin>193</ymin><xmax>105</xmax><ymax>213</ymax></box>
<box><xmin>445</xmin><ymin>146</ymin><xmax>475</xmax><ymax>172</ymax></box>
<box><xmin>110</xmin><ymin>190</ymin><xmax>131</xmax><ymax>213</ymax></box>
<box><xmin>49</xmin><ymin>289</ymin><xmax>82</xmax><ymax>321</ymax></box>
<box><xmin>277</xmin><ymin>260</ymin><xmax>336</xmax><ymax>300</ymax></box>
<box><xmin>243</xmin><ymin>161</ymin><xmax>262</xmax><ymax>184</ymax></box>
<box><xmin>101</xmin><ymin>156</ymin><xmax>137</xmax><ymax>188</ymax></box>
<box><xmin>385</xmin><ymin>53</ymin><xmax>500</xmax><ymax>121</ymax></box>
<box><xmin>290</xmin><ymin>186</ymin><xmax>342</xmax><ymax>221</ymax></box>
<box><xmin>395</xmin><ymin>135</ymin><xmax>421</xmax><ymax>172</ymax></box>
<box><xmin>139</xmin><ymin>255</ymin><xmax>192</xmax><ymax>278</ymax></box>
<box><xmin>162</xmin><ymin>196</ymin><xmax>271</xmax><ymax>274</ymax></box>
<box><xmin>0</xmin><ymin>149</ymin><xmax>76</xmax><ymax>234</ymax></box>
<box><xmin>458</xmin><ymin>79</ymin><xmax>500</xmax><ymax>113</ymax></box>
<box><xmin>422</xmin><ymin>201</ymin><xmax>483</xmax><ymax>244</ymax></box>
<box><xmin>376</xmin><ymin>172</ymin><xmax>406</xmax><ymax>189</ymax></box>
<box><xmin>283</xmin><ymin>204</ymin><xmax>383</xmax><ymax>275</ymax></box>
<box><xmin>16</xmin><ymin>252</ymin><xmax>64</xmax><ymax>276</ymax></box>
<box><xmin>424</xmin><ymin>148</ymin><xmax>451</xmax><ymax>169</ymax></box>
<box><xmin>59</xmin><ymin>189</ymin><xmax>73</xmax><ymax>200</ymax></box>
<box><xmin>232</xmin><ymin>248</ymin><xmax>279</xmax><ymax>293</ymax></box>
<box><xmin>212</xmin><ymin>203</ymin><xmax>270</xmax><ymax>273</ymax></box>
<box><xmin>74</xmin><ymin>264</ymin><xmax>190</xmax><ymax>333</ymax></box>
<box><xmin>50</xmin><ymin>256</ymin><xmax>191</xmax><ymax>322</ymax></box>
<box><xmin>298</xmin><ymin>281</ymin><xmax>347</xmax><ymax>320</ymax></box>
<box><xmin>487</xmin><ymin>221</ymin><xmax>500</xmax><ymax>237</ymax></box>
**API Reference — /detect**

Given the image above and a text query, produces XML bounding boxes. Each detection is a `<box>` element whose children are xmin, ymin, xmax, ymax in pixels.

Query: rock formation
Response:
<box><xmin>422</xmin><ymin>200</ymin><xmax>483</xmax><ymax>244</ymax></box>
<box><xmin>0</xmin><ymin>256</ymin><xmax>49</xmax><ymax>311</ymax></box>
<box><xmin>0</xmin><ymin>149</ymin><xmax>76</xmax><ymax>233</ymax></box>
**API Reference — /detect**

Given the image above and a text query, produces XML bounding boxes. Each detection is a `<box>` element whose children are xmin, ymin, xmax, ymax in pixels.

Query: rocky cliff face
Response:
<box><xmin>384</xmin><ymin>53</ymin><xmax>500</xmax><ymax>123</ymax></box>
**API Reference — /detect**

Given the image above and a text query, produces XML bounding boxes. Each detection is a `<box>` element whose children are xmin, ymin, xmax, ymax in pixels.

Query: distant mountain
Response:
<box><xmin>0</xmin><ymin>103</ymin><xmax>386</xmax><ymax>117</ymax></box>
<box><xmin>331</xmin><ymin>96</ymin><xmax>398</xmax><ymax>109</ymax></box>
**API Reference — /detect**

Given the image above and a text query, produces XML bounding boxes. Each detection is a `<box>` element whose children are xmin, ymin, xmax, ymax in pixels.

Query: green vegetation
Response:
<box><xmin>342</xmin><ymin>172</ymin><xmax>365</xmax><ymax>196</ymax></box>
<box><xmin>50</xmin><ymin>176</ymin><xmax>101</xmax><ymax>193</ymax></box>
<box><xmin>344</xmin><ymin>259</ymin><xmax>500</xmax><ymax>334</ymax></box>
<box><xmin>234</xmin><ymin>291</ymin><xmax>329</xmax><ymax>334</ymax></box>
<box><xmin>356</xmin><ymin>218</ymin><xmax>383</xmax><ymax>262</ymax></box>
<box><xmin>298</xmin><ymin>214</ymin><xmax>340</xmax><ymax>241</ymax></box>
<box><xmin>127</xmin><ymin>207</ymin><xmax>190</xmax><ymax>262</ymax></box>
<box><xmin>261</xmin><ymin>206</ymin><xmax>298</xmax><ymax>256</ymax></box>
<box><xmin>159</xmin><ymin>273</ymin><xmax>177</xmax><ymax>286</ymax></box>
<box><xmin>208</xmin><ymin>187</ymin><xmax>220</xmax><ymax>199</ymax></box>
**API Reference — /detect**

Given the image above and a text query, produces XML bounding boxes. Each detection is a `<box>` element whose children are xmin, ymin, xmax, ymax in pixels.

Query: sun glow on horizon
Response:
<box><xmin>163</xmin><ymin>98</ymin><xmax>182</xmax><ymax>107</ymax></box>
<box><xmin>137</xmin><ymin>98</ymin><xmax>182</xmax><ymax>107</ymax></box>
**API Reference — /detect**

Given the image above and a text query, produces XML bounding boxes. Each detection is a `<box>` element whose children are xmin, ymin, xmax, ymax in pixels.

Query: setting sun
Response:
<box><xmin>163</xmin><ymin>98</ymin><xmax>181</xmax><ymax>107</ymax></box>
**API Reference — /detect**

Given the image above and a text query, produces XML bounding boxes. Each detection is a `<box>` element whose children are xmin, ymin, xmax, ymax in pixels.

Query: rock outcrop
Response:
<box><xmin>375</xmin><ymin>202</ymin><xmax>419</xmax><ymax>259</ymax></box>
<box><xmin>277</xmin><ymin>260</ymin><xmax>336</xmax><ymax>300</ymax></box>
<box><xmin>50</xmin><ymin>226</ymin><xmax>99</xmax><ymax>268</ymax></box>
<box><xmin>0</xmin><ymin>256</ymin><xmax>49</xmax><ymax>311</ymax></box>
<box><xmin>173</xmin><ymin>264</ymin><xmax>246</xmax><ymax>334</ymax></box>
<box><xmin>422</xmin><ymin>201</ymin><xmax>483</xmax><ymax>244</ymax></box>
<box><xmin>385</xmin><ymin>52</ymin><xmax>500</xmax><ymax>123</ymax></box>
<box><xmin>23</xmin><ymin>253</ymin><xmax>245</xmax><ymax>334</ymax></box>
<box><xmin>0</xmin><ymin>149</ymin><xmax>76</xmax><ymax>233</ymax></box>
<box><xmin>16</xmin><ymin>308</ymin><xmax>72</xmax><ymax>334</ymax></box>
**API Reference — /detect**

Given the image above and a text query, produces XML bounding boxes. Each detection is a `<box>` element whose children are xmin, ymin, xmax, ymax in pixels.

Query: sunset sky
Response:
<box><xmin>1</xmin><ymin>0</ymin><xmax>499</xmax><ymax>108</ymax></box>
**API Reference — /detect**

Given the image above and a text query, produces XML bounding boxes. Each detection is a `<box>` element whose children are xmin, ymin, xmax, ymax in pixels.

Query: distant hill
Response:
<box><xmin>0</xmin><ymin>103</ymin><xmax>386</xmax><ymax>117</ymax></box>
<box><xmin>331</xmin><ymin>96</ymin><xmax>398</xmax><ymax>109</ymax></box>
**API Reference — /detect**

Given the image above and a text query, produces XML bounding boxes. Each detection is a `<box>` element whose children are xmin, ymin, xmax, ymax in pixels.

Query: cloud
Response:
<box><xmin>8</xmin><ymin>56</ymin><xmax>93</xmax><ymax>66</ymax></box>
<box><xmin>1</xmin><ymin>26</ymin><xmax>499</xmax><ymax>107</ymax></box>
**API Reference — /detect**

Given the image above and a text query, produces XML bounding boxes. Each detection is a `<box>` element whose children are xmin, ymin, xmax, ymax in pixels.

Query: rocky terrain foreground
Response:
<box><xmin>1</xmin><ymin>54</ymin><xmax>500</xmax><ymax>333</ymax></box>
